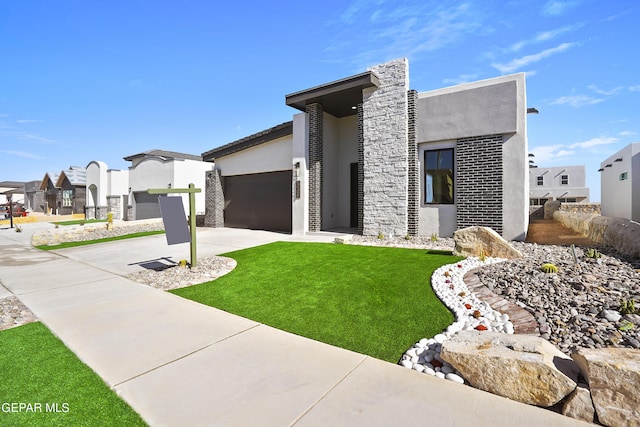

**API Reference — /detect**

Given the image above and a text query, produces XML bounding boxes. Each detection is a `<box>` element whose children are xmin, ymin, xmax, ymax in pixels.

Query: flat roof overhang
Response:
<box><xmin>285</xmin><ymin>71</ymin><xmax>379</xmax><ymax>118</ymax></box>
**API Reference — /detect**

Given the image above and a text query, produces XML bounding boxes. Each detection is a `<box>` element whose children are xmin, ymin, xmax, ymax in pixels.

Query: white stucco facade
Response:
<box><xmin>85</xmin><ymin>160</ymin><xmax>129</xmax><ymax>219</ymax></box>
<box><xmin>600</xmin><ymin>143</ymin><xmax>640</xmax><ymax>222</ymax></box>
<box><xmin>529</xmin><ymin>165</ymin><xmax>589</xmax><ymax>205</ymax></box>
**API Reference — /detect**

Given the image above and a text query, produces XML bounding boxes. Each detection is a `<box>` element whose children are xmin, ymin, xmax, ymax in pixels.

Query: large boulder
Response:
<box><xmin>572</xmin><ymin>348</ymin><xmax>640</xmax><ymax>427</ymax></box>
<box><xmin>562</xmin><ymin>384</ymin><xmax>596</xmax><ymax>424</ymax></box>
<box><xmin>453</xmin><ymin>226</ymin><xmax>523</xmax><ymax>259</ymax></box>
<box><xmin>440</xmin><ymin>331</ymin><xmax>578</xmax><ymax>407</ymax></box>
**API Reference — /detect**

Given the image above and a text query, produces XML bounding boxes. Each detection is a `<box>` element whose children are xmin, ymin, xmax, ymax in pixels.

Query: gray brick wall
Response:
<box><xmin>357</xmin><ymin>103</ymin><xmax>364</xmax><ymax>235</ymax></box>
<box><xmin>307</xmin><ymin>103</ymin><xmax>323</xmax><ymax>232</ymax></box>
<box><xmin>407</xmin><ymin>89</ymin><xmax>419</xmax><ymax>236</ymax></box>
<box><xmin>456</xmin><ymin>134</ymin><xmax>504</xmax><ymax>234</ymax></box>
<box><xmin>362</xmin><ymin>58</ymin><xmax>409</xmax><ymax>237</ymax></box>
<box><xmin>204</xmin><ymin>169</ymin><xmax>225</xmax><ymax>227</ymax></box>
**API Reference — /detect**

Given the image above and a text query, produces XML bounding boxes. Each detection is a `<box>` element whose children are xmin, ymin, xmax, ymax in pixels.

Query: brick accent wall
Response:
<box><xmin>357</xmin><ymin>102</ymin><xmax>364</xmax><ymax>234</ymax></box>
<box><xmin>204</xmin><ymin>169</ymin><xmax>225</xmax><ymax>227</ymax></box>
<box><xmin>407</xmin><ymin>89</ymin><xmax>419</xmax><ymax>236</ymax></box>
<box><xmin>456</xmin><ymin>134</ymin><xmax>504</xmax><ymax>234</ymax></box>
<box><xmin>307</xmin><ymin>103</ymin><xmax>323</xmax><ymax>232</ymax></box>
<box><xmin>362</xmin><ymin>59</ymin><xmax>409</xmax><ymax>237</ymax></box>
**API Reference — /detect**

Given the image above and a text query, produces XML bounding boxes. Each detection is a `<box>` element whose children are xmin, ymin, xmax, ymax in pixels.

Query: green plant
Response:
<box><xmin>584</xmin><ymin>248</ymin><xmax>601</xmax><ymax>259</ymax></box>
<box><xmin>479</xmin><ymin>249</ymin><xmax>487</xmax><ymax>262</ymax></box>
<box><xmin>404</xmin><ymin>234</ymin><xmax>411</xmax><ymax>241</ymax></box>
<box><xmin>618</xmin><ymin>320</ymin><xmax>634</xmax><ymax>332</ymax></box>
<box><xmin>79</xmin><ymin>220</ymin><xmax>85</xmax><ymax>226</ymax></box>
<box><xmin>178</xmin><ymin>259</ymin><xmax>189</xmax><ymax>268</ymax></box>
<box><xmin>55</xmin><ymin>223</ymin><xmax>59</xmax><ymax>229</ymax></box>
<box><xmin>377</xmin><ymin>231</ymin><xmax>384</xmax><ymax>239</ymax></box>
<box><xmin>541</xmin><ymin>263</ymin><xmax>558</xmax><ymax>274</ymax></box>
<box><xmin>619</xmin><ymin>298</ymin><xmax>638</xmax><ymax>315</ymax></box>
<box><xmin>15</xmin><ymin>225</ymin><xmax>22</xmax><ymax>233</ymax></box>
<box><xmin>430</xmin><ymin>233</ymin><xmax>438</xmax><ymax>242</ymax></box>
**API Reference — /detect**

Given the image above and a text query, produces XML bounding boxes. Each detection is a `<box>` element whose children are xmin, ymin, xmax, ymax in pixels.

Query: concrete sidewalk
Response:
<box><xmin>0</xmin><ymin>226</ymin><xmax>588</xmax><ymax>426</ymax></box>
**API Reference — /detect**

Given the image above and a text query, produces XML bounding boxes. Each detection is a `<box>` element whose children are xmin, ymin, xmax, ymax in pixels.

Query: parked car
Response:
<box><xmin>0</xmin><ymin>205</ymin><xmax>7</xmax><ymax>219</ymax></box>
<box><xmin>0</xmin><ymin>204</ymin><xmax>27</xmax><ymax>218</ymax></box>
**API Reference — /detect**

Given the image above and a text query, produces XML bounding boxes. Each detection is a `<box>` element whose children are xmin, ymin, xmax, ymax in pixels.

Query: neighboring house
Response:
<box><xmin>599</xmin><ymin>143</ymin><xmax>640</xmax><ymax>222</ymax></box>
<box><xmin>39</xmin><ymin>172</ymin><xmax>61</xmax><ymax>214</ymax></box>
<box><xmin>529</xmin><ymin>165</ymin><xmax>590</xmax><ymax>206</ymax></box>
<box><xmin>0</xmin><ymin>181</ymin><xmax>26</xmax><ymax>207</ymax></box>
<box><xmin>24</xmin><ymin>180</ymin><xmax>45</xmax><ymax>212</ymax></box>
<box><xmin>85</xmin><ymin>161</ymin><xmax>129</xmax><ymax>220</ymax></box>
<box><xmin>125</xmin><ymin>149</ymin><xmax>214</xmax><ymax>220</ymax></box>
<box><xmin>203</xmin><ymin>58</ymin><xmax>530</xmax><ymax>240</ymax></box>
<box><xmin>39</xmin><ymin>167</ymin><xmax>87</xmax><ymax>215</ymax></box>
<box><xmin>55</xmin><ymin>166</ymin><xmax>86</xmax><ymax>215</ymax></box>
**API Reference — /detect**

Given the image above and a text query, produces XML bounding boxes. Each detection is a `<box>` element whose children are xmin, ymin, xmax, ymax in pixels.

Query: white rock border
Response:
<box><xmin>399</xmin><ymin>256</ymin><xmax>511</xmax><ymax>383</ymax></box>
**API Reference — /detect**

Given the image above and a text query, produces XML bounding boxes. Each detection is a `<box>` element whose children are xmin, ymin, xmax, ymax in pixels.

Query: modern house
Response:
<box><xmin>599</xmin><ymin>143</ymin><xmax>640</xmax><ymax>222</ymax></box>
<box><xmin>125</xmin><ymin>149</ymin><xmax>214</xmax><ymax>220</ymax></box>
<box><xmin>39</xmin><ymin>166</ymin><xmax>87</xmax><ymax>215</ymax></box>
<box><xmin>203</xmin><ymin>58</ymin><xmax>530</xmax><ymax>240</ymax></box>
<box><xmin>24</xmin><ymin>180</ymin><xmax>45</xmax><ymax>212</ymax></box>
<box><xmin>85</xmin><ymin>161</ymin><xmax>130</xmax><ymax>220</ymax></box>
<box><xmin>529</xmin><ymin>165</ymin><xmax>590</xmax><ymax>206</ymax></box>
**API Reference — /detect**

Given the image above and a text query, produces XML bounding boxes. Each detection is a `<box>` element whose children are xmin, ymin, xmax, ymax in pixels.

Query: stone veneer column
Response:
<box><xmin>204</xmin><ymin>169</ymin><xmax>225</xmax><ymax>228</ymax></box>
<box><xmin>361</xmin><ymin>59</ymin><xmax>409</xmax><ymax>237</ymax></box>
<box><xmin>407</xmin><ymin>89</ymin><xmax>419</xmax><ymax>236</ymax></box>
<box><xmin>357</xmin><ymin>103</ymin><xmax>364</xmax><ymax>235</ymax></box>
<box><xmin>456</xmin><ymin>134</ymin><xmax>504</xmax><ymax>235</ymax></box>
<box><xmin>307</xmin><ymin>103</ymin><xmax>323</xmax><ymax>232</ymax></box>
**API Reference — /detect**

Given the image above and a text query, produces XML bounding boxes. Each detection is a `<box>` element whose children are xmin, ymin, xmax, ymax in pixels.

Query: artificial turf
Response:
<box><xmin>172</xmin><ymin>242</ymin><xmax>463</xmax><ymax>363</ymax></box>
<box><xmin>0</xmin><ymin>322</ymin><xmax>146</xmax><ymax>426</ymax></box>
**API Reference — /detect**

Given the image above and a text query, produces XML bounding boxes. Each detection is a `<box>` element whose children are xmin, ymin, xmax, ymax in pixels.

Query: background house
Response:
<box><xmin>39</xmin><ymin>172</ymin><xmax>61</xmax><ymax>214</ymax></box>
<box><xmin>599</xmin><ymin>143</ymin><xmax>640</xmax><ymax>222</ymax></box>
<box><xmin>204</xmin><ymin>58</ymin><xmax>530</xmax><ymax>240</ymax></box>
<box><xmin>24</xmin><ymin>180</ymin><xmax>45</xmax><ymax>212</ymax></box>
<box><xmin>125</xmin><ymin>149</ymin><xmax>214</xmax><ymax>220</ymax></box>
<box><xmin>529</xmin><ymin>165</ymin><xmax>590</xmax><ymax>206</ymax></box>
<box><xmin>85</xmin><ymin>161</ymin><xmax>129</xmax><ymax>220</ymax></box>
<box><xmin>55</xmin><ymin>166</ymin><xmax>86</xmax><ymax>215</ymax></box>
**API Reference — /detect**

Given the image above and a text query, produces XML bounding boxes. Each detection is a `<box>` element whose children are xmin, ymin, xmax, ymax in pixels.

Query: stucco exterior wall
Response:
<box><xmin>214</xmin><ymin>135</ymin><xmax>293</xmax><ymax>177</ymax></box>
<box><xmin>173</xmin><ymin>159</ymin><xmax>214</xmax><ymax>215</ymax></box>
<box><xmin>600</xmin><ymin>143</ymin><xmax>640</xmax><ymax>222</ymax></box>
<box><xmin>86</xmin><ymin>161</ymin><xmax>108</xmax><ymax>207</ymax></box>
<box><xmin>415</xmin><ymin>73</ymin><xmax>528</xmax><ymax>240</ymax></box>
<box><xmin>529</xmin><ymin>165</ymin><xmax>589</xmax><ymax>202</ymax></box>
<box><xmin>292</xmin><ymin>113</ymin><xmax>308</xmax><ymax>235</ymax></box>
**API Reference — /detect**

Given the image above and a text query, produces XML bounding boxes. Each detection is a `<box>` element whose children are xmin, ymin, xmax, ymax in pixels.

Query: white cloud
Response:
<box><xmin>587</xmin><ymin>85</ymin><xmax>624</xmax><ymax>96</ymax></box>
<box><xmin>530</xmin><ymin>144</ymin><xmax>575</xmax><ymax>163</ymax></box>
<box><xmin>0</xmin><ymin>131</ymin><xmax>56</xmax><ymax>144</ymax></box>
<box><xmin>443</xmin><ymin>73</ymin><xmax>481</xmax><ymax>85</ymax></box>
<box><xmin>16</xmin><ymin>119</ymin><xmax>41</xmax><ymax>124</ymax></box>
<box><xmin>618</xmin><ymin>131</ymin><xmax>635</xmax><ymax>137</ymax></box>
<box><xmin>541</xmin><ymin>1</ymin><xmax>580</xmax><ymax>16</ymax></box>
<box><xmin>569</xmin><ymin>137</ymin><xmax>618</xmax><ymax>149</ymax></box>
<box><xmin>550</xmin><ymin>94</ymin><xmax>604</xmax><ymax>108</ymax></box>
<box><xmin>629</xmin><ymin>85</ymin><xmax>640</xmax><ymax>92</ymax></box>
<box><xmin>492</xmin><ymin>42</ymin><xmax>576</xmax><ymax>73</ymax></box>
<box><xmin>0</xmin><ymin>150</ymin><xmax>42</xmax><ymax>159</ymax></box>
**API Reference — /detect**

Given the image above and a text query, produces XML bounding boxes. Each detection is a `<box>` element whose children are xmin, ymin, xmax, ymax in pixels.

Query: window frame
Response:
<box><xmin>560</xmin><ymin>174</ymin><xmax>569</xmax><ymax>185</ymax></box>
<box><xmin>62</xmin><ymin>190</ymin><xmax>73</xmax><ymax>207</ymax></box>
<box><xmin>536</xmin><ymin>176</ymin><xmax>544</xmax><ymax>186</ymax></box>
<box><xmin>424</xmin><ymin>147</ymin><xmax>455</xmax><ymax>205</ymax></box>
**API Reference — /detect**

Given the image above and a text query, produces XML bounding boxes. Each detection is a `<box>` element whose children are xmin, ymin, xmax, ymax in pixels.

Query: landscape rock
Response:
<box><xmin>562</xmin><ymin>383</ymin><xmax>596</xmax><ymax>424</ymax></box>
<box><xmin>440</xmin><ymin>330</ymin><xmax>579</xmax><ymax>407</ymax></box>
<box><xmin>453</xmin><ymin>226</ymin><xmax>523</xmax><ymax>259</ymax></box>
<box><xmin>572</xmin><ymin>348</ymin><xmax>640</xmax><ymax>427</ymax></box>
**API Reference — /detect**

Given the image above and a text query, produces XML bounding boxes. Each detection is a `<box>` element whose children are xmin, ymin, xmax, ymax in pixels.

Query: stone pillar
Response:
<box><xmin>456</xmin><ymin>134</ymin><xmax>504</xmax><ymax>235</ymax></box>
<box><xmin>307</xmin><ymin>103</ymin><xmax>323</xmax><ymax>232</ymax></box>
<box><xmin>107</xmin><ymin>196</ymin><xmax>121</xmax><ymax>220</ymax></box>
<box><xmin>362</xmin><ymin>58</ymin><xmax>409</xmax><ymax>237</ymax></box>
<box><xmin>204</xmin><ymin>170</ymin><xmax>225</xmax><ymax>228</ymax></box>
<box><xmin>357</xmin><ymin>103</ymin><xmax>364</xmax><ymax>235</ymax></box>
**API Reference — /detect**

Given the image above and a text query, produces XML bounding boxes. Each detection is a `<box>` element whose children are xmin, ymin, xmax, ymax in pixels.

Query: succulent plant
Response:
<box><xmin>584</xmin><ymin>248</ymin><xmax>601</xmax><ymax>259</ymax></box>
<box><xmin>541</xmin><ymin>263</ymin><xmax>558</xmax><ymax>274</ymax></box>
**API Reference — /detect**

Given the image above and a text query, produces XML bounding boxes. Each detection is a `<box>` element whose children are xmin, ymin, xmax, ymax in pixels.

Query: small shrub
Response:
<box><xmin>584</xmin><ymin>248</ymin><xmax>601</xmax><ymax>259</ymax></box>
<box><xmin>178</xmin><ymin>259</ymin><xmax>189</xmax><ymax>268</ymax></box>
<box><xmin>79</xmin><ymin>221</ymin><xmax>85</xmax><ymax>226</ymax></box>
<box><xmin>15</xmin><ymin>226</ymin><xmax>22</xmax><ymax>233</ymax></box>
<box><xmin>541</xmin><ymin>263</ymin><xmax>558</xmax><ymax>274</ymax></box>
<box><xmin>618</xmin><ymin>320</ymin><xmax>634</xmax><ymax>332</ymax></box>
<box><xmin>377</xmin><ymin>231</ymin><xmax>384</xmax><ymax>240</ymax></box>
<box><xmin>54</xmin><ymin>223</ymin><xmax>59</xmax><ymax>229</ymax></box>
<box><xmin>404</xmin><ymin>234</ymin><xmax>411</xmax><ymax>241</ymax></box>
<box><xmin>430</xmin><ymin>233</ymin><xmax>438</xmax><ymax>242</ymax></box>
<box><xmin>479</xmin><ymin>249</ymin><xmax>487</xmax><ymax>262</ymax></box>
<box><xmin>619</xmin><ymin>298</ymin><xmax>638</xmax><ymax>315</ymax></box>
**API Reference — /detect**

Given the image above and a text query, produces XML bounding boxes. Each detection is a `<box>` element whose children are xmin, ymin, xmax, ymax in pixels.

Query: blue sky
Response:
<box><xmin>1</xmin><ymin>0</ymin><xmax>638</xmax><ymax>202</ymax></box>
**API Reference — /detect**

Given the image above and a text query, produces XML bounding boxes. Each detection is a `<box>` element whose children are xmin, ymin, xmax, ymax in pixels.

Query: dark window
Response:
<box><xmin>424</xmin><ymin>148</ymin><xmax>454</xmax><ymax>204</ymax></box>
<box><xmin>561</xmin><ymin>175</ymin><xmax>569</xmax><ymax>185</ymax></box>
<box><xmin>536</xmin><ymin>176</ymin><xmax>544</xmax><ymax>186</ymax></box>
<box><xmin>619</xmin><ymin>172</ymin><xmax>628</xmax><ymax>181</ymax></box>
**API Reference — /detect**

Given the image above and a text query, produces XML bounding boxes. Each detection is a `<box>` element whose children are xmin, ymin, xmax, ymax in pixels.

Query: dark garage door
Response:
<box><xmin>224</xmin><ymin>170</ymin><xmax>292</xmax><ymax>233</ymax></box>
<box><xmin>134</xmin><ymin>191</ymin><xmax>165</xmax><ymax>220</ymax></box>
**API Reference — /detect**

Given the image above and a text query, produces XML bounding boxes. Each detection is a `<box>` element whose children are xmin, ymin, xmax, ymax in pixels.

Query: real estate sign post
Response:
<box><xmin>148</xmin><ymin>183</ymin><xmax>201</xmax><ymax>267</ymax></box>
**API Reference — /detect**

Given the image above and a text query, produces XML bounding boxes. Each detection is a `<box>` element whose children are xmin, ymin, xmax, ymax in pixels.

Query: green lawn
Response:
<box><xmin>0</xmin><ymin>322</ymin><xmax>146</xmax><ymax>427</ymax></box>
<box><xmin>52</xmin><ymin>219</ymin><xmax>107</xmax><ymax>226</ymax></box>
<box><xmin>172</xmin><ymin>242</ymin><xmax>463</xmax><ymax>363</ymax></box>
<box><xmin>35</xmin><ymin>231</ymin><xmax>165</xmax><ymax>251</ymax></box>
